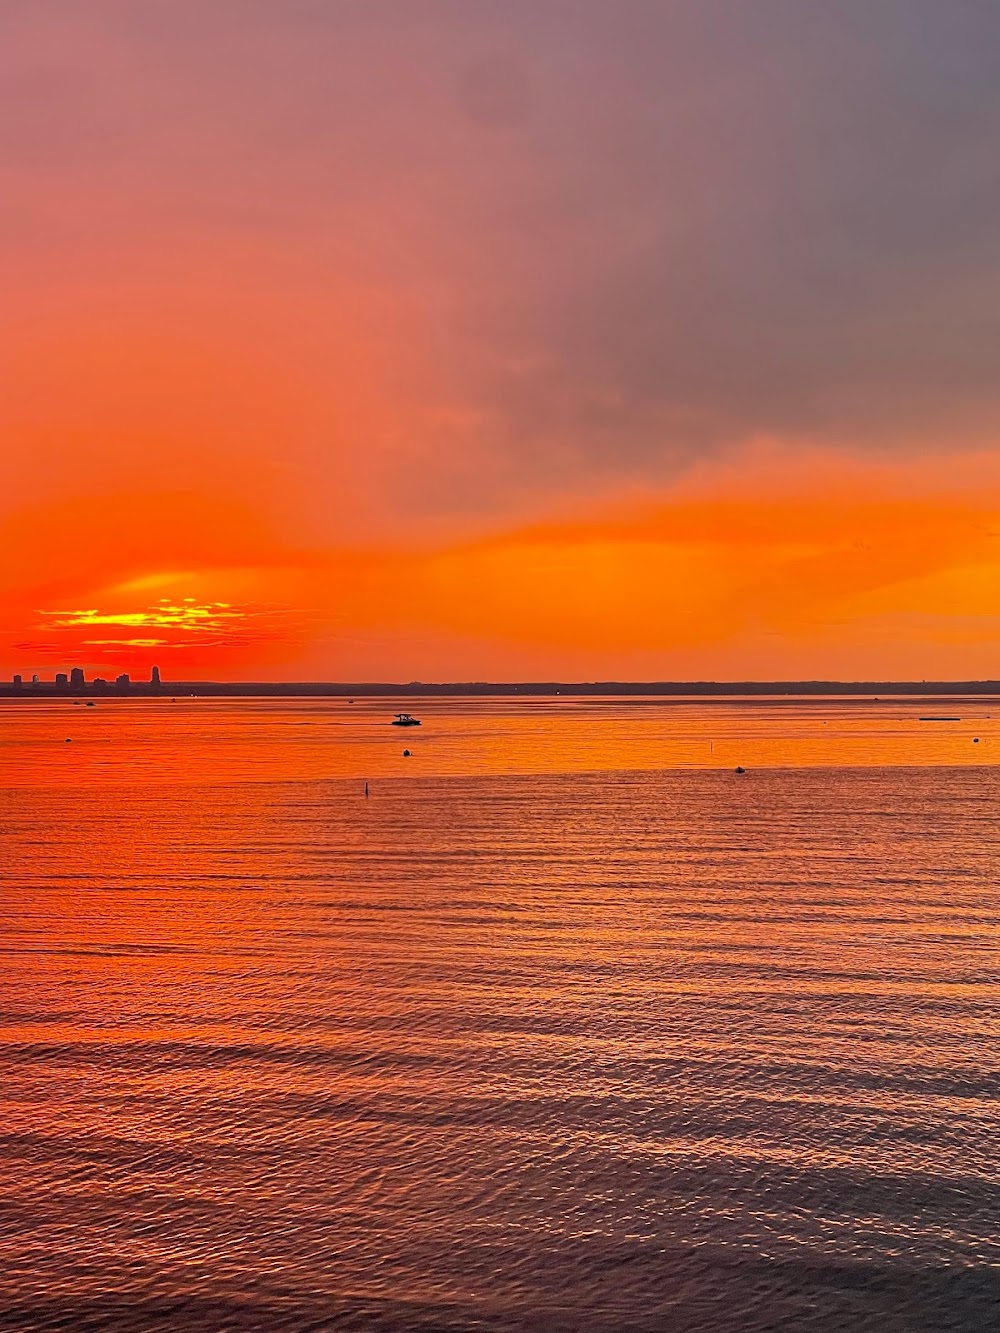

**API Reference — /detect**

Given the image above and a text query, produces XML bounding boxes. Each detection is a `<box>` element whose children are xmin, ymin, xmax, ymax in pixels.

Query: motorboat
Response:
<box><xmin>391</xmin><ymin>713</ymin><xmax>421</xmax><ymax>726</ymax></box>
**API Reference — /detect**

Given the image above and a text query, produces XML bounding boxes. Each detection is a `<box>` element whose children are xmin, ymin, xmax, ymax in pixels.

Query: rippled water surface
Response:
<box><xmin>1</xmin><ymin>698</ymin><xmax>998</xmax><ymax>1330</ymax></box>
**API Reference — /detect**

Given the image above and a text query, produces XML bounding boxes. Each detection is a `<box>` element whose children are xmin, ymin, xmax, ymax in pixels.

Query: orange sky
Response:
<box><xmin>3</xmin><ymin>3</ymin><xmax>1000</xmax><ymax>681</ymax></box>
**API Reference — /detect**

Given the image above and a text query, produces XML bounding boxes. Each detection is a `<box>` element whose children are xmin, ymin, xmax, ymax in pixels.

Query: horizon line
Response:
<box><xmin>4</xmin><ymin>676</ymin><xmax>1000</xmax><ymax>697</ymax></box>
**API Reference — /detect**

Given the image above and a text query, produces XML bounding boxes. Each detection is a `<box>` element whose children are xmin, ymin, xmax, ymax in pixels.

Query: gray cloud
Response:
<box><xmin>4</xmin><ymin>0</ymin><xmax>1000</xmax><ymax>516</ymax></box>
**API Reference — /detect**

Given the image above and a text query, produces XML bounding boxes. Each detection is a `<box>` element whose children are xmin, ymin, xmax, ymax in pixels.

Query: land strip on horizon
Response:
<box><xmin>2</xmin><ymin>680</ymin><xmax>1000</xmax><ymax>699</ymax></box>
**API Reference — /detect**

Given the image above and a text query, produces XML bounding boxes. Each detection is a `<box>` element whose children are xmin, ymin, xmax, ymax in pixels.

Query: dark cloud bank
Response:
<box><xmin>4</xmin><ymin>0</ymin><xmax>1000</xmax><ymax>505</ymax></box>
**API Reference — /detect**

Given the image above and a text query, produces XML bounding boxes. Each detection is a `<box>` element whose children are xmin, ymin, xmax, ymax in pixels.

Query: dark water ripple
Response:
<box><xmin>0</xmin><ymin>765</ymin><xmax>998</xmax><ymax>1331</ymax></box>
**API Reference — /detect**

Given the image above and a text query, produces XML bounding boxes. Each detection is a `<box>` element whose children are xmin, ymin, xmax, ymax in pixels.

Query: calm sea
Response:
<box><xmin>1</xmin><ymin>697</ymin><xmax>997</xmax><ymax>1331</ymax></box>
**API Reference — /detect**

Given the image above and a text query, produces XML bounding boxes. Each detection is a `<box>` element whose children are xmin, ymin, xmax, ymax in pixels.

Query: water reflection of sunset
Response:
<box><xmin>3</xmin><ymin>738</ymin><xmax>997</xmax><ymax>1327</ymax></box>
<box><xmin>2</xmin><ymin>697</ymin><xmax>996</xmax><ymax>790</ymax></box>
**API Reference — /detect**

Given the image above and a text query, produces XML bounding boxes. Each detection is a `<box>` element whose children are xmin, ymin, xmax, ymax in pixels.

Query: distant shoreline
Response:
<box><xmin>3</xmin><ymin>680</ymin><xmax>1000</xmax><ymax>700</ymax></box>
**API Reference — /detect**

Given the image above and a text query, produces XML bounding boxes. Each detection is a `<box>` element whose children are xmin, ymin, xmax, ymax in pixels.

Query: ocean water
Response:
<box><xmin>1</xmin><ymin>697</ymin><xmax>998</xmax><ymax>1331</ymax></box>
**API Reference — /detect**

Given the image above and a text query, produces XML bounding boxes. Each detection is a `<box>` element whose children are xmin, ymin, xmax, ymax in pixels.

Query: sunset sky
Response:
<box><xmin>4</xmin><ymin>0</ymin><xmax>1000</xmax><ymax>681</ymax></box>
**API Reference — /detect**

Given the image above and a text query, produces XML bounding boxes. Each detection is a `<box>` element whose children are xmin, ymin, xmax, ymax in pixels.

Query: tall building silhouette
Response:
<box><xmin>151</xmin><ymin>665</ymin><xmax>161</xmax><ymax>687</ymax></box>
<box><xmin>55</xmin><ymin>673</ymin><xmax>68</xmax><ymax>688</ymax></box>
<box><xmin>70</xmin><ymin>667</ymin><xmax>85</xmax><ymax>688</ymax></box>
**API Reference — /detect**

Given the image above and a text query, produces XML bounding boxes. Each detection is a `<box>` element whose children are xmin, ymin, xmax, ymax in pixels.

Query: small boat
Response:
<box><xmin>734</xmin><ymin>766</ymin><xmax>746</xmax><ymax>774</ymax></box>
<box><xmin>391</xmin><ymin>713</ymin><xmax>421</xmax><ymax>726</ymax></box>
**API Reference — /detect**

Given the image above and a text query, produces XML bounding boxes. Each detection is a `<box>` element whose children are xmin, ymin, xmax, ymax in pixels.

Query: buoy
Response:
<box><xmin>734</xmin><ymin>765</ymin><xmax>746</xmax><ymax>774</ymax></box>
<box><xmin>974</xmin><ymin>738</ymin><xmax>980</xmax><ymax>743</ymax></box>
<box><xmin>403</xmin><ymin>749</ymin><xmax>411</xmax><ymax>757</ymax></box>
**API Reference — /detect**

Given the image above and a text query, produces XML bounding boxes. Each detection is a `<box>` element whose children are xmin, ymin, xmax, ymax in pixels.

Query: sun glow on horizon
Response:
<box><xmin>38</xmin><ymin>601</ymin><xmax>244</xmax><ymax>631</ymax></box>
<box><xmin>1</xmin><ymin>447</ymin><xmax>999</xmax><ymax>680</ymax></box>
